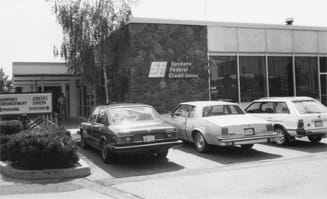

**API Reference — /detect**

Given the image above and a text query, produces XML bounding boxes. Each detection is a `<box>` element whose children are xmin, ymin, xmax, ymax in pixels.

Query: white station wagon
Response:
<box><xmin>165</xmin><ymin>101</ymin><xmax>278</xmax><ymax>152</ymax></box>
<box><xmin>245</xmin><ymin>97</ymin><xmax>327</xmax><ymax>145</ymax></box>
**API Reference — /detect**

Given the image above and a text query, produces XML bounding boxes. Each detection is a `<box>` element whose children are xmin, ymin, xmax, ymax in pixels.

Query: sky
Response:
<box><xmin>1</xmin><ymin>0</ymin><xmax>327</xmax><ymax>78</ymax></box>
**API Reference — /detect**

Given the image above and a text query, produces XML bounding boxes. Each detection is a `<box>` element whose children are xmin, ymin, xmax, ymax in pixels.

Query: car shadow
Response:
<box><xmin>76</xmin><ymin>143</ymin><xmax>184</xmax><ymax>178</ymax></box>
<box><xmin>263</xmin><ymin>139</ymin><xmax>327</xmax><ymax>153</ymax></box>
<box><xmin>178</xmin><ymin>142</ymin><xmax>282</xmax><ymax>165</ymax></box>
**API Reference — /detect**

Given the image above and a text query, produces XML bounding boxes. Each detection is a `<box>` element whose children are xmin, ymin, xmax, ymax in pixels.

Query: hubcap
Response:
<box><xmin>101</xmin><ymin>144</ymin><xmax>107</xmax><ymax>160</ymax></box>
<box><xmin>276</xmin><ymin>129</ymin><xmax>285</xmax><ymax>144</ymax></box>
<box><xmin>196</xmin><ymin>134</ymin><xmax>205</xmax><ymax>150</ymax></box>
<box><xmin>81</xmin><ymin>136</ymin><xmax>85</xmax><ymax>147</ymax></box>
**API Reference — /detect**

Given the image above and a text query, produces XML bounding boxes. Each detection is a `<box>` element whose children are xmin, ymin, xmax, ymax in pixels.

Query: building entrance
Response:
<box><xmin>38</xmin><ymin>86</ymin><xmax>62</xmax><ymax>113</ymax></box>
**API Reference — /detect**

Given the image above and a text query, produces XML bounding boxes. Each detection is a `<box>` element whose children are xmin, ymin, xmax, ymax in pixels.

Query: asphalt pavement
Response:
<box><xmin>1</xmin><ymin>117</ymin><xmax>327</xmax><ymax>199</ymax></box>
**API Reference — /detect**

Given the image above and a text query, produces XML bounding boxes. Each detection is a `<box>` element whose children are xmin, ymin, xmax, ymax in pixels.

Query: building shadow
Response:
<box><xmin>177</xmin><ymin>142</ymin><xmax>282</xmax><ymax>165</ymax></box>
<box><xmin>264</xmin><ymin>139</ymin><xmax>327</xmax><ymax>153</ymax></box>
<box><xmin>76</xmin><ymin>143</ymin><xmax>184</xmax><ymax>178</ymax></box>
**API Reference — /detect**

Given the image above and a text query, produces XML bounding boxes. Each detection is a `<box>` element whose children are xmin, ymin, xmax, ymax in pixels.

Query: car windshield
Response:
<box><xmin>293</xmin><ymin>100</ymin><xmax>327</xmax><ymax>114</ymax></box>
<box><xmin>202</xmin><ymin>105</ymin><xmax>245</xmax><ymax>117</ymax></box>
<box><xmin>109</xmin><ymin>106</ymin><xmax>161</xmax><ymax>124</ymax></box>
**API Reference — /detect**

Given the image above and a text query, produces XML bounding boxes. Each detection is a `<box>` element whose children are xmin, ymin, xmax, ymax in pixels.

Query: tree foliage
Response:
<box><xmin>48</xmin><ymin>0</ymin><xmax>134</xmax><ymax>89</ymax></box>
<box><xmin>0</xmin><ymin>68</ymin><xmax>12</xmax><ymax>93</ymax></box>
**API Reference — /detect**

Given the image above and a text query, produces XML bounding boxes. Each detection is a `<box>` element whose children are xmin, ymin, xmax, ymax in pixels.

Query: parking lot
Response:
<box><xmin>76</xmin><ymin>134</ymin><xmax>327</xmax><ymax>182</ymax></box>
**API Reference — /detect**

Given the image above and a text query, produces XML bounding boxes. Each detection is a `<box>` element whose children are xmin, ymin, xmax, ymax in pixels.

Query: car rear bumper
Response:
<box><xmin>107</xmin><ymin>140</ymin><xmax>183</xmax><ymax>154</ymax></box>
<box><xmin>294</xmin><ymin>128</ymin><xmax>327</xmax><ymax>137</ymax></box>
<box><xmin>216</xmin><ymin>134</ymin><xmax>278</xmax><ymax>146</ymax></box>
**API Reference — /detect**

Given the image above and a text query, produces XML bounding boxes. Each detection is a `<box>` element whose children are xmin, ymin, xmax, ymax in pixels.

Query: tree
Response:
<box><xmin>0</xmin><ymin>68</ymin><xmax>12</xmax><ymax>93</ymax></box>
<box><xmin>48</xmin><ymin>0</ymin><xmax>134</xmax><ymax>104</ymax></box>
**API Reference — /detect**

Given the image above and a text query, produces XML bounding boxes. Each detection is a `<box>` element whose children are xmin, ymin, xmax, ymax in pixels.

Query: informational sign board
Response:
<box><xmin>148</xmin><ymin>62</ymin><xmax>167</xmax><ymax>78</ymax></box>
<box><xmin>0</xmin><ymin>93</ymin><xmax>52</xmax><ymax>115</ymax></box>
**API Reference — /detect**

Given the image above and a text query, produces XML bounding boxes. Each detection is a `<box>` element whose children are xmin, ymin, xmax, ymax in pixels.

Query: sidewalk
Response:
<box><xmin>60</xmin><ymin>117</ymin><xmax>86</xmax><ymax>141</ymax></box>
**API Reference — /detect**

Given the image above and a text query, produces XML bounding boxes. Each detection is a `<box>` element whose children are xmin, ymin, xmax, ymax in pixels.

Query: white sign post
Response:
<box><xmin>0</xmin><ymin>93</ymin><xmax>52</xmax><ymax>115</ymax></box>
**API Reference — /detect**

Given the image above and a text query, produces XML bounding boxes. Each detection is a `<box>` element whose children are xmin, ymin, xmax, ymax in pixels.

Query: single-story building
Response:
<box><xmin>99</xmin><ymin>17</ymin><xmax>327</xmax><ymax>111</ymax></box>
<box><xmin>13</xmin><ymin>17</ymin><xmax>327</xmax><ymax>116</ymax></box>
<box><xmin>12</xmin><ymin>62</ymin><xmax>94</xmax><ymax>117</ymax></box>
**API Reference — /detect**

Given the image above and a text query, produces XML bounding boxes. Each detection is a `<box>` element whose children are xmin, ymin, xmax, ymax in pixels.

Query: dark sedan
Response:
<box><xmin>79</xmin><ymin>103</ymin><xmax>182</xmax><ymax>163</ymax></box>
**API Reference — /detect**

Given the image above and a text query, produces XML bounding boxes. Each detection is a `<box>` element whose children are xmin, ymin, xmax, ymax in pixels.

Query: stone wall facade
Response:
<box><xmin>101</xmin><ymin>23</ymin><xmax>209</xmax><ymax>113</ymax></box>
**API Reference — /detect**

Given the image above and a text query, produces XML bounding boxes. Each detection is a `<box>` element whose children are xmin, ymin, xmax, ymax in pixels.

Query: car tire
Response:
<box><xmin>194</xmin><ymin>132</ymin><xmax>208</xmax><ymax>153</ymax></box>
<box><xmin>241</xmin><ymin>144</ymin><xmax>254</xmax><ymax>150</ymax></box>
<box><xmin>275</xmin><ymin>127</ymin><xmax>289</xmax><ymax>145</ymax></box>
<box><xmin>308</xmin><ymin>135</ymin><xmax>322</xmax><ymax>144</ymax></box>
<box><xmin>155</xmin><ymin>149</ymin><xmax>169</xmax><ymax>159</ymax></box>
<box><xmin>80</xmin><ymin>134</ymin><xmax>89</xmax><ymax>149</ymax></box>
<box><xmin>101</xmin><ymin>141</ymin><xmax>116</xmax><ymax>164</ymax></box>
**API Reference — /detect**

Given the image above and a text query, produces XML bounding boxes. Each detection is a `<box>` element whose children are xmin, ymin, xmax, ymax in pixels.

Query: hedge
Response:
<box><xmin>0</xmin><ymin>120</ymin><xmax>24</xmax><ymax>136</ymax></box>
<box><xmin>5</xmin><ymin>126</ymin><xmax>79</xmax><ymax>170</ymax></box>
<box><xmin>0</xmin><ymin>120</ymin><xmax>24</xmax><ymax>161</ymax></box>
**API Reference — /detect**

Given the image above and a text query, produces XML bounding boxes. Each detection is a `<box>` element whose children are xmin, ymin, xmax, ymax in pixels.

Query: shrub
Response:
<box><xmin>0</xmin><ymin>120</ymin><xmax>24</xmax><ymax>135</ymax></box>
<box><xmin>7</xmin><ymin>126</ymin><xmax>79</xmax><ymax>170</ymax></box>
<box><xmin>0</xmin><ymin>120</ymin><xmax>23</xmax><ymax>161</ymax></box>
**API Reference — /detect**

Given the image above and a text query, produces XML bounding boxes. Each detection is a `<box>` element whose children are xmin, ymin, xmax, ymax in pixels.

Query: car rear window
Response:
<box><xmin>109</xmin><ymin>106</ymin><xmax>161</xmax><ymax>124</ymax></box>
<box><xmin>203</xmin><ymin>105</ymin><xmax>245</xmax><ymax>117</ymax></box>
<box><xmin>293</xmin><ymin>100</ymin><xmax>327</xmax><ymax>114</ymax></box>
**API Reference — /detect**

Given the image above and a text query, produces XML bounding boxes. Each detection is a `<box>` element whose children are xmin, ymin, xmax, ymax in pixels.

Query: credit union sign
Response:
<box><xmin>0</xmin><ymin>93</ymin><xmax>52</xmax><ymax>115</ymax></box>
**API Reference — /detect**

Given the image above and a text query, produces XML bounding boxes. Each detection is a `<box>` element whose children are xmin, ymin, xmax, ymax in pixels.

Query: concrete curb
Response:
<box><xmin>0</xmin><ymin>158</ymin><xmax>91</xmax><ymax>180</ymax></box>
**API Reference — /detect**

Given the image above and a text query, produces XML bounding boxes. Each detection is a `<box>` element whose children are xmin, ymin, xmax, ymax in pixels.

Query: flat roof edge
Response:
<box><xmin>12</xmin><ymin>61</ymin><xmax>67</xmax><ymax>65</ymax></box>
<box><xmin>129</xmin><ymin>17</ymin><xmax>327</xmax><ymax>31</ymax></box>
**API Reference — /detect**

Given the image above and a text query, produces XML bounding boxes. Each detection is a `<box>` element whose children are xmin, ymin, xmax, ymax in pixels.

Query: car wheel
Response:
<box><xmin>194</xmin><ymin>132</ymin><xmax>208</xmax><ymax>153</ymax></box>
<box><xmin>155</xmin><ymin>149</ymin><xmax>169</xmax><ymax>159</ymax></box>
<box><xmin>80</xmin><ymin>134</ymin><xmax>89</xmax><ymax>149</ymax></box>
<box><xmin>241</xmin><ymin>144</ymin><xmax>254</xmax><ymax>150</ymax></box>
<box><xmin>308</xmin><ymin>135</ymin><xmax>322</xmax><ymax>144</ymax></box>
<box><xmin>101</xmin><ymin>141</ymin><xmax>116</xmax><ymax>164</ymax></box>
<box><xmin>275</xmin><ymin>127</ymin><xmax>289</xmax><ymax>145</ymax></box>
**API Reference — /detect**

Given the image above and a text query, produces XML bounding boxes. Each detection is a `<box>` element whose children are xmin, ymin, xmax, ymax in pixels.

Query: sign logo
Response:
<box><xmin>148</xmin><ymin>62</ymin><xmax>167</xmax><ymax>78</ymax></box>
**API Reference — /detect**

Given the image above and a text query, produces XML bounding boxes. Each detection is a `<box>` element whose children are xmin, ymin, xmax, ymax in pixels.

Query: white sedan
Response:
<box><xmin>165</xmin><ymin>101</ymin><xmax>278</xmax><ymax>152</ymax></box>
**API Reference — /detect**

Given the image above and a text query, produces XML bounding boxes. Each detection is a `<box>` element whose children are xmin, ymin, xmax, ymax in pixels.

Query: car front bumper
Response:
<box><xmin>106</xmin><ymin>140</ymin><xmax>183</xmax><ymax>154</ymax></box>
<box><xmin>216</xmin><ymin>134</ymin><xmax>278</xmax><ymax>146</ymax></box>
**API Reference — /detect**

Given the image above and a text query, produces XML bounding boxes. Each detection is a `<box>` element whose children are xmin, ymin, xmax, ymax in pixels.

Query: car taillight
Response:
<box><xmin>165</xmin><ymin>128</ymin><xmax>177</xmax><ymax>138</ymax></box>
<box><xmin>221</xmin><ymin>128</ymin><xmax>229</xmax><ymax>137</ymax></box>
<box><xmin>117</xmin><ymin>136</ymin><xmax>133</xmax><ymax>144</ymax></box>
<box><xmin>266</xmin><ymin>124</ymin><xmax>274</xmax><ymax>132</ymax></box>
<box><xmin>297</xmin><ymin>119</ymin><xmax>304</xmax><ymax>129</ymax></box>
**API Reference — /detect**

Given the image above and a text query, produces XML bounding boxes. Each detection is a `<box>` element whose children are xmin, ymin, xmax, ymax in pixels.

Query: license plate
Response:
<box><xmin>315</xmin><ymin>120</ymin><xmax>323</xmax><ymax>127</ymax></box>
<box><xmin>243</xmin><ymin>128</ymin><xmax>254</xmax><ymax>135</ymax></box>
<box><xmin>143</xmin><ymin>135</ymin><xmax>155</xmax><ymax>142</ymax></box>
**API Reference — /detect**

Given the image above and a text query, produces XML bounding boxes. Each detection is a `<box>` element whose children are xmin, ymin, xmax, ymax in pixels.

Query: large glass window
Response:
<box><xmin>210</xmin><ymin>56</ymin><xmax>238</xmax><ymax>102</ymax></box>
<box><xmin>239</xmin><ymin>56</ymin><xmax>267</xmax><ymax>102</ymax></box>
<box><xmin>268</xmin><ymin>56</ymin><xmax>293</xmax><ymax>97</ymax></box>
<box><xmin>320</xmin><ymin>57</ymin><xmax>327</xmax><ymax>105</ymax></box>
<box><xmin>320</xmin><ymin>57</ymin><xmax>327</xmax><ymax>73</ymax></box>
<box><xmin>321</xmin><ymin>75</ymin><xmax>327</xmax><ymax>106</ymax></box>
<box><xmin>295</xmin><ymin>57</ymin><xmax>318</xmax><ymax>98</ymax></box>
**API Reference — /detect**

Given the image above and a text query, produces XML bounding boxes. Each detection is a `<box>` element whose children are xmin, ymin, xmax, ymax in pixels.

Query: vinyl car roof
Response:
<box><xmin>254</xmin><ymin>96</ymin><xmax>315</xmax><ymax>102</ymax></box>
<box><xmin>96</xmin><ymin>103</ymin><xmax>151</xmax><ymax>109</ymax></box>
<box><xmin>180</xmin><ymin>101</ymin><xmax>238</xmax><ymax>107</ymax></box>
